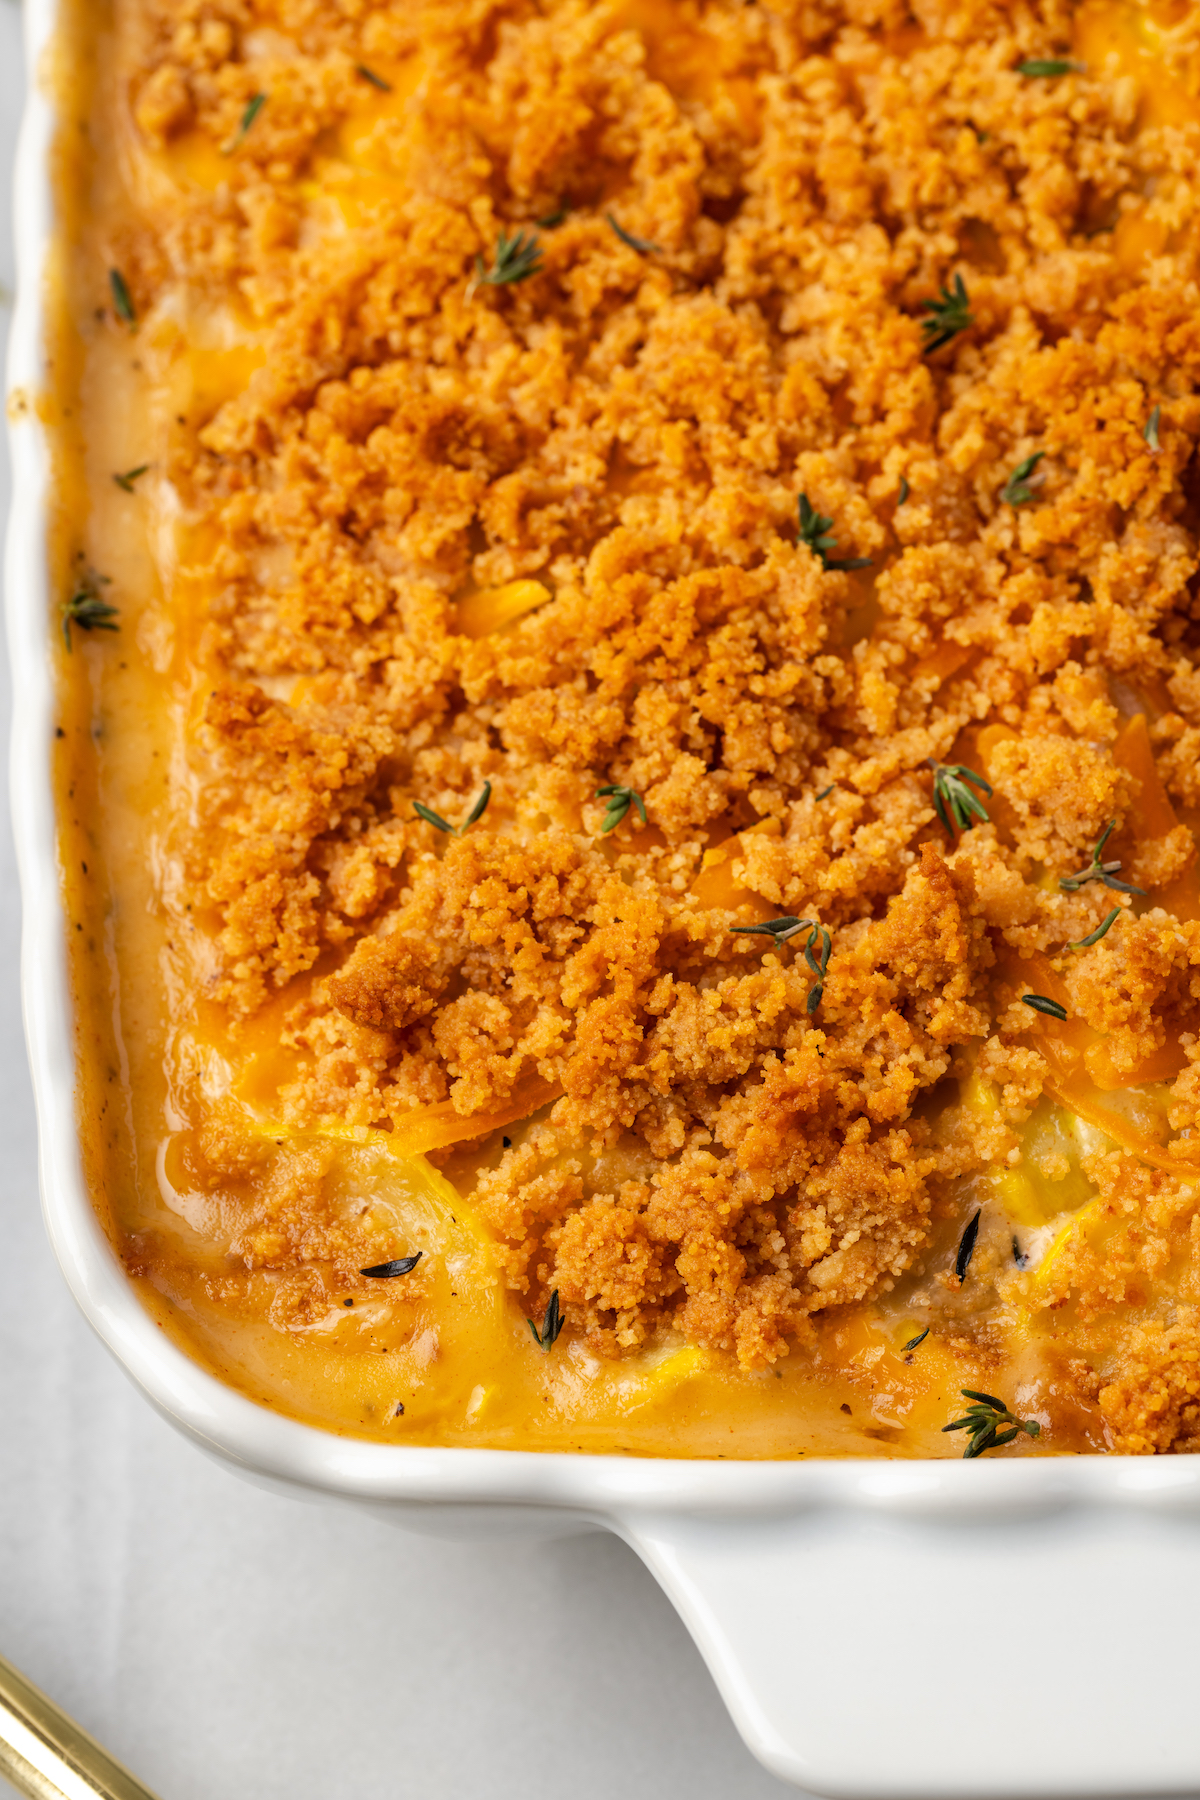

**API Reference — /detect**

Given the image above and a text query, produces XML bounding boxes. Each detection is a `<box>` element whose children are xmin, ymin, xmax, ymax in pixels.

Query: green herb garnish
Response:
<box><xmin>731</xmin><ymin>917</ymin><xmax>831</xmax><ymax>1012</ymax></box>
<box><xmin>897</xmin><ymin>477</ymin><xmax>909</xmax><ymax>505</ymax></box>
<box><xmin>469</xmin><ymin>227</ymin><xmax>544</xmax><ymax>296</ymax></box>
<box><xmin>925</xmin><ymin>759</ymin><xmax>992</xmax><ymax>834</ymax></box>
<box><xmin>955</xmin><ymin>1209</ymin><xmax>981</xmax><ymax>1284</ymax></box>
<box><xmin>920</xmin><ymin>272</ymin><xmax>972</xmax><ymax>354</ymax></box>
<box><xmin>356</xmin><ymin>64</ymin><xmax>392</xmax><ymax>91</ymax></box>
<box><xmin>816</xmin><ymin>785</ymin><xmax>835</xmax><ymax>801</ymax></box>
<box><xmin>413</xmin><ymin>781</ymin><xmax>492</xmax><ymax>836</ymax></box>
<box><xmin>528</xmin><ymin>1288</ymin><xmax>564</xmax><ymax>1350</ymax></box>
<box><xmin>224</xmin><ymin>92</ymin><xmax>265</xmax><ymax>154</ymax></box>
<box><xmin>943</xmin><ymin>1389</ymin><xmax>1041</xmax><ymax>1458</ymax></box>
<box><xmin>108</xmin><ymin>268</ymin><xmax>135</xmax><ymax>326</ymax></box>
<box><xmin>537</xmin><ymin>205</ymin><xmax>568</xmax><ymax>229</ymax></box>
<box><xmin>596</xmin><ymin>784</ymin><xmax>647</xmax><ymax>833</ymax></box>
<box><xmin>797</xmin><ymin>493</ymin><xmax>872</xmax><ymax>572</ymax></box>
<box><xmin>61</xmin><ymin>572</ymin><xmax>119</xmax><ymax>650</ymax></box>
<box><xmin>360</xmin><ymin>1253</ymin><xmax>422</xmax><ymax>1277</ymax></box>
<box><xmin>606</xmin><ymin>213</ymin><xmax>659</xmax><ymax>254</ymax></box>
<box><xmin>1144</xmin><ymin>405</ymin><xmax>1161</xmax><ymax>452</ymax></box>
<box><xmin>1059</xmin><ymin>821</ymin><xmax>1145</xmax><ymax>896</ymax></box>
<box><xmin>1023</xmin><ymin>993</ymin><xmax>1068</xmax><ymax>1020</ymax></box>
<box><xmin>1017</xmin><ymin>58</ymin><xmax>1076</xmax><ymax>77</ymax></box>
<box><xmin>113</xmin><ymin>464</ymin><xmax>148</xmax><ymax>493</ymax></box>
<box><xmin>1000</xmin><ymin>451</ymin><xmax>1044</xmax><ymax>507</ymax></box>
<box><xmin>1071</xmin><ymin>907</ymin><xmax>1121</xmax><ymax>949</ymax></box>
<box><xmin>902</xmin><ymin>1327</ymin><xmax>930</xmax><ymax>1354</ymax></box>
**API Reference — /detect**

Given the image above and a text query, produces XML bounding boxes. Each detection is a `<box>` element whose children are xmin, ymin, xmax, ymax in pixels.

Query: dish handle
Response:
<box><xmin>619</xmin><ymin>1499</ymin><xmax>1200</xmax><ymax>1799</ymax></box>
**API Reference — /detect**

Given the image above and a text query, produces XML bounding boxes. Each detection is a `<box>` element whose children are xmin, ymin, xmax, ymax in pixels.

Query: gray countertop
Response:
<box><xmin>0</xmin><ymin>13</ymin><xmax>789</xmax><ymax>1796</ymax></box>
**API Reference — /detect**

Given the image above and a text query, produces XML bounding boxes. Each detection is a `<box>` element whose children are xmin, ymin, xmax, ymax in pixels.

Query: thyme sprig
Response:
<box><xmin>1001</xmin><ymin>451</ymin><xmax>1044</xmax><ymax>507</ymax></box>
<box><xmin>109</xmin><ymin>268</ymin><xmax>135</xmax><ymax>327</ymax></box>
<box><xmin>1071</xmin><ymin>907</ymin><xmax>1121</xmax><ymax>949</ymax></box>
<box><xmin>360</xmin><ymin>1253</ymin><xmax>423</xmax><ymax>1278</ymax></box>
<box><xmin>730</xmin><ymin>917</ymin><xmax>831</xmax><ymax>1011</ymax></box>
<box><xmin>955</xmin><ymin>1209</ymin><xmax>981</xmax><ymax>1284</ymax></box>
<box><xmin>920</xmin><ymin>272</ymin><xmax>973</xmax><ymax>354</ymax></box>
<box><xmin>1023</xmin><ymin>993</ymin><xmax>1068</xmax><ymax>1021</ymax></box>
<box><xmin>943</xmin><ymin>1388</ymin><xmax>1041</xmax><ymax>1458</ymax></box>
<box><xmin>1017</xmin><ymin>57</ymin><xmax>1077</xmax><ymax>77</ymax></box>
<box><xmin>1144</xmin><ymin>406</ymin><xmax>1161</xmax><ymax>452</ymax></box>
<box><xmin>797</xmin><ymin>494</ymin><xmax>872</xmax><ymax>571</ymax></box>
<box><xmin>62</xmin><ymin>571</ymin><xmax>119</xmax><ymax>650</ymax></box>
<box><xmin>413</xmin><ymin>781</ymin><xmax>491</xmax><ymax>836</ymax></box>
<box><xmin>596</xmin><ymin>784</ymin><xmax>647</xmax><ymax>832</ymax></box>
<box><xmin>469</xmin><ymin>228</ymin><xmax>544</xmax><ymax>296</ymax></box>
<box><xmin>224</xmin><ymin>92</ymin><xmax>265</xmax><ymax>155</ymax></box>
<box><xmin>925</xmin><ymin>759</ymin><xmax>992</xmax><ymax>834</ymax></box>
<box><xmin>1059</xmin><ymin>821</ymin><xmax>1145</xmax><ymax>896</ymax></box>
<box><xmin>528</xmin><ymin>1288</ymin><xmax>564</xmax><ymax>1350</ymax></box>
<box><xmin>606</xmin><ymin>213</ymin><xmax>659</xmax><ymax>254</ymax></box>
<box><xmin>113</xmin><ymin>464</ymin><xmax>149</xmax><ymax>493</ymax></box>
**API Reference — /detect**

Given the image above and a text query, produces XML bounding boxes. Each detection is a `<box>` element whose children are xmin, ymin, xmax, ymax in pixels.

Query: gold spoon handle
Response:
<box><xmin>0</xmin><ymin>1652</ymin><xmax>162</xmax><ymax>1800</ymax></box>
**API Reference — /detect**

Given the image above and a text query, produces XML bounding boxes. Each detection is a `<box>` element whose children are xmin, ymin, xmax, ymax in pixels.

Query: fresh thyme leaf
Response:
<box><xmin>606</xmin><ymin>212</ymin><xmax>660</xmax><ymax>254</ymax></box>
<box><xmin>1023</xmin><ymin>993</ymin><xmax>1068</xmax><ymax>1020</ymax></box>
<box><xmin>1071</xmin><ymin>906</ymin><xmax>1121</xmax><ymax>949</ymax></box>
<box><xmin>1059</xmin><ymin>821</ymin><xmax>1146</xmax><ymax>896</ymax></box>
<box><xmin>61</xmin><ymin>572</ymin><xmax>119</xmax><ymax>650</ymax></box>
<box><xmin>902</xmin><ymin>1327</ymin><xmax>930</xmax><ymax>1354</ymax></box>
<box><xmin>413</xmin><ymin>801</ymin><xmax>455</xmax><ymax>833</ymax></box>
<box><xmin>1017</xmin><ymin>57</ymin><xmax>1076</xmax><ymax>76</ymax></box>
<box><xmin>1000</xmin><ymin>451</ymin><xmax>1044</xmax><ymax>507</ymax></box>
<box><xmin>360</xmin><ymin>1253</ymin><xmax>423</xmax><ymax>1278</ymax></box>
<box><xmin>109</xmin><ymin>268</ymin><xmax>135</xmax><ymax>326</ymax></box>
<box><xmin>595</xmin><ymin>784</ymin><xmax>647</xmax><ymax>832</ymax></box>
<box><xmin>924</xmin><ymin>759</ymin><xmax>992</xmax><ymax>834</ymax></box>
<box><xmin>942</xmin><ymin>1387</ymin><xmax>1041</xmax><ymax>1458</ymax></box>
<box><xmin>413</xmin><ymin>782</ymin><xmax>492</xmax><ymax>836</ymax></box>
<box><xmin>113</xmin><ymin>464</ymin><xmax>149</xmax><ymax>492</ymax></box>
<box><xmin>356</xmin><ymin>64</ymin><xmax>392</xmax><ymax>91</ymax></box>
<box><xmin>802</xmin><ymin>923</ymin><xmax>832</xmax><ymax>1015</ymax></box>
<box><xmin>537</xmin><ymin>205</ymin><xmax>568</xmax><ymax>229</ymax></box>
<box><xmin>816</xmin><ymin>784</ymin><xmax>835</xmax><ymax>800</ymax></box>
<box><xmin>920</xmin><ymin>271</ymin><xmax>973</xmax><ymax>354</ymax></box>
<box><xmin>730</xmin><ymin>917</ymin><xmax>831</xmax><ymax>1011</ymax></box>
<box><xmin>224</xmin><ymin>91</ymin><xmax>266</xmax><ymax>154</ymax></box>
<box><xmin>796</xmin><ymin>493</ymin><xmax>872</xmax><ymax>571</ymax></box>
<box><xmin>730</xmin><ymin>915</ymin><xmax>811</xmax><ymax>943</ymax></box>
<box><xmin>897</xmin><ymin>476</ymin><xmax>909</xmax><ymax>505</ymax></box>
<box><xmin>527</xmin><ymin>1288</ymin><xmax>564</xmax><ymax>1350</ymax></box>
<box><xmin>955</xmin><ymin>1209</ymin><xmax>981</xmax><ymax>1284</ymax></box>
<box><xmin>1144</xmin><ymin>405</ymin><xmax>1161</xmax><ymax>452</ymax></box>
<box><xmin>470</xmin><ymin>227</ymin><xmax>544</xmax><ymax>295</ymax></box>
<box><xmin>462</xmin><ymin>780</ymin><xmax>492</xmax><ymax>829</ymax></box>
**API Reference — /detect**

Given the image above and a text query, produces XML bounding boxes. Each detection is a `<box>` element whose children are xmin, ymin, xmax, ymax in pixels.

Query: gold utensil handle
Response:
<box><xmin>0</xmin><ymin>1652</ymin><xmax>162</xmax><ymax>1800</ymax></box>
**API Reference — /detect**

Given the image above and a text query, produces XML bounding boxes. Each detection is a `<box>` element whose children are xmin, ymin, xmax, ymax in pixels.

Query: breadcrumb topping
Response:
<box><xmin>92</xmin><ymin>0</ymin><xmax>1200</xmax><ymax>1440</ymax></box>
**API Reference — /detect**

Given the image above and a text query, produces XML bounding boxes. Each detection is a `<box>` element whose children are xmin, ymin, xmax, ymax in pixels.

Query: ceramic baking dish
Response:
<box><xmin>9</xmin><ymin>2</ymin><xmax>1200</xmax><ymax>1794</ymax></box>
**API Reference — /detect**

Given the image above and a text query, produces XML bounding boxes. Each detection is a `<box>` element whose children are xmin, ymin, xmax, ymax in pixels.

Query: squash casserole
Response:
<box><xmin>48</xmin><ymin>0</ymin><xmax>1200</xmax><ymax>1455</ymax></box>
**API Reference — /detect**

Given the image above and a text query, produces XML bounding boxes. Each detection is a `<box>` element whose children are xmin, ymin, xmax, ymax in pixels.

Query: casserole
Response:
<box><xmin>10</xmin><ymin>0</ymin><xmax>1200</xmax><ymax>1794</ymax></box>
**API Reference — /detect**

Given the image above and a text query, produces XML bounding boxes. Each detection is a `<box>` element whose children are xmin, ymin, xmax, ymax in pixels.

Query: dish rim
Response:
<box><xmin>9</xmin><ymin>0</ymin><xmax>1200</xmax><ymax>1523</ymax></box>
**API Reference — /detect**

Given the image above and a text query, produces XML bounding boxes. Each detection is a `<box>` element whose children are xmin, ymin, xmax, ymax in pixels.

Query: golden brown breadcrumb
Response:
<box><xmin>78</xmin><ymin>0</ymin><xmax>1200</xmax><ymax>1443</ymax></box>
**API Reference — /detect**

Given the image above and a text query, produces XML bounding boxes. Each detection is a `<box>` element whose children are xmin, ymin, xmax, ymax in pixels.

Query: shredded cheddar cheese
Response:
<box><xmin>47</xmin><ymin>0</ymin><xmax>1200</xmax><ymax>1456</ymax></box>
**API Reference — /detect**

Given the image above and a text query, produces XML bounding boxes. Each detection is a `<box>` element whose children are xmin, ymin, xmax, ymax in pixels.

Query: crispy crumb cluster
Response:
<box><xmin>111</xmin><ymin>0</ymin><xmax>1200</xmax><ymax>1427</ymax></box>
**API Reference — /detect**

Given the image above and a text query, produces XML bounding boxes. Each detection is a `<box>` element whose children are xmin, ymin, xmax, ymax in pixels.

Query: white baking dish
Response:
<box><xmin>9</xmin><ymin>3</ymin><xmax>1200</xmax><ymax>1794</ymax></box>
